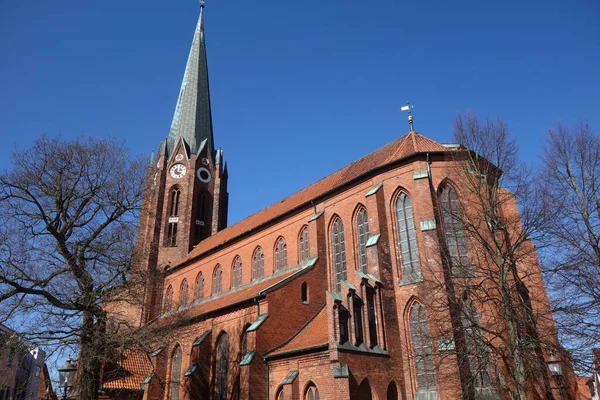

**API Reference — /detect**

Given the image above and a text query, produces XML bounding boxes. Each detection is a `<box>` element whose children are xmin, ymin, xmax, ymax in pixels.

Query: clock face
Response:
<box><xmin>170</xmin><ymin>164</ymin><xmax>187</xmax><ymax>179</ymax></box>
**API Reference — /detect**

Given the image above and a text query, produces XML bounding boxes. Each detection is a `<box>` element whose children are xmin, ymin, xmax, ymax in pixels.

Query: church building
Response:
<box><xmin>102</xmin><ymin>4</ymin><xmax>571</xmax><ymax>400</ymax></box>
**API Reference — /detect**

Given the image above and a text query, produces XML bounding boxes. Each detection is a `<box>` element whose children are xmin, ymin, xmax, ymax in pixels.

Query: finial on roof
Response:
<box><xmin>200</xmin><ymin>0</ymin><xmax>205</xmax><ymax>10</ymax></box>
<box><xmin>401</xmin><ymin>102</ymin><xmax>415</xmax><ymax>132</ymax></box>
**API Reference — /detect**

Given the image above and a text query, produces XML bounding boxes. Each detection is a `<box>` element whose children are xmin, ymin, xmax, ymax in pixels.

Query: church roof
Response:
<box><xmin>167</xmin><ymin>5</ymin><xmax>215</xmax><ymax>157</ymax></box>
<box><xmin>179</xmin><ymin>131</ymin><xmax>449</xmax><ymax>267</ymax></box>
<box><xmin>265</xmin><ymin>305</ymin><xmax>329</xmax><ymax>358</ymax></box>
<box><xmin>102</xmin><ymin>348</ymin><xmax>154</xmax><ymax>391</ymax></box>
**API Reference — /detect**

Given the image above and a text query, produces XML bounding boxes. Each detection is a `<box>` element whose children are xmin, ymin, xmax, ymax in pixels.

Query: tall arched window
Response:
<box><xmin>396</xmin><ymin>192</ymin><xmax>421</xmax><ymax>283</ymax></box>
<box><xmin>331</xmin><ymin>217</ymin><xmax>347</xmax><ymax>292</ymax></box>
<box><xmin>275</xmin><ymin>237</ymin><xmax>288</xmax><ymax>270</ymax></box>
<box><xmin>214</xmin><ymin>333</ymin><xmax>229</xmax><ymax>400</ymax></box>
<box><xmin>232</xmin><ymin>257</ymin><xmax>242</xmax><ymax>288</ymax></box>
<box><xmin>252</xmin><ymin>247</ymin><xmax>264</xmax><ymax>280</ymax></box>
<box><xmin>305</xmin><ymin>384</ymin><xmax>320</xmax><ymax>400</ymax></box>
<box><xmin>439</xmin><ymin>185</ymin><xmax>469</xmax><ymax>272</ymax></box>
<box><xmin>164</xmin><ymin>285</ymin><xmax>173</xmax><ymax>314</ymax></box>
<box><xmin>166</xmin><ymin>189</ymin><xmax>181</xmax><ymax>247</ymax></box>
<box><xmin>299</xmin><ymin>226</ymin><xmax>309</xmax><ymax>262</ymax></box>
<box><xmin>194</xmin><ymin>272</ymin><xmax>204</xmax><ymax>301</ymax></box>
<box><xmin>212</xmin><ymin>265</ymin><xmax>222</xmax><ymax>296</ymax></box>
<box><xmin>409</xmin><ymin>302</ymin><xmax>437</xmax><ymax>393</ymax></box>
<box><xmin>179</xmin><ymin>279</ymin><xmax>188</xmax><ymax>308</ymax></box>
<box><xmin>356</xmin><ymin>207</ymin><xmax>369</xmax><ymax>273</ymax></box>
<box><xmin>170</xmin><ymin>345</ymin><xmax>182</xmax><ymax>400</ymax></box>
<box><xmin>461</xmin><ymin>298</ymin><xmax>493</xmax><ymax>390</ymax></box>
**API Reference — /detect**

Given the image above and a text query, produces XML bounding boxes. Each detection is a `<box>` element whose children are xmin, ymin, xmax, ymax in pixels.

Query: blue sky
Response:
<box><xmin>1</xmin><ymin>0</ymin><xmax>599</xmax><ymax>225</ymax></box>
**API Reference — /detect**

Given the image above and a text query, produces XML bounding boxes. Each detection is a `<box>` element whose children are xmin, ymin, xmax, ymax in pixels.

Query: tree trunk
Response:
<box><xmin>78</xmin><ymin>310</ymin><xmax>107</xmax><ymax>400</ymax></box>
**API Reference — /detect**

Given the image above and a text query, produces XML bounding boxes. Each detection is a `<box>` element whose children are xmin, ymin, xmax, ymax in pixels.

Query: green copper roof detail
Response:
<box><xmin>239</xmin><ymin>351</ymin><xmax>256</xmax><ymax>366</ymax></box>
<box><xmin>167</xmin><ymin>6</ymin><xmax>215</xmax><ymax>157</ymax></box>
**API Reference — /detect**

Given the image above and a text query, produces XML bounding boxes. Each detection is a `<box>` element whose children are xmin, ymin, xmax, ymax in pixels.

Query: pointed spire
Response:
<box><xmin>167</xmin><ymin>2</ymin><xmax>215</xmax><ymax>158</ymax></box>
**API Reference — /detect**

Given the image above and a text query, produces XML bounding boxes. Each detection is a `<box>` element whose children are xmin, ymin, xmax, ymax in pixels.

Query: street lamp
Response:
<box><xmin>58</xmin><ymin>358</ymin><xmax>77</xmax><ymax>400</ymax></box>
<box><xmin>546</xmin><ymin>353</ymin><xmax>565</xmax><ymax>400</ymax></box>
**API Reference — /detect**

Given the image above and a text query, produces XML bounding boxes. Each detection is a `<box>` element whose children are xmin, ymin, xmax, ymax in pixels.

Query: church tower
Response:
<box><xmin>135</xmin><ymin>3</ymin><xmax>228</xmax><ymax>323</ymax></box>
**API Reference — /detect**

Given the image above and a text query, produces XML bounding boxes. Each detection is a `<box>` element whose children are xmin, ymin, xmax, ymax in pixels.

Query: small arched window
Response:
<box><xmin>212</xmin><ymin>265</ymin><xmax>222</xmax><ymax>296</ymax></box>
<box><xmin>439</xmin><ymin>185</ymin><xmax>469</xmax><ymax>272</ymax></box>
<box><xmin>396</xmin><ymin>192</ymin><xmax>421</xmax><ymax>283</ymax></box>
<box><xmin>232</xmin><ymin>257</ymin><xmax>242</xmax><ymax>288</ymax></box>
<box><xmin>386</xmin><ymin>381</ymin><xmax>399</xmax><ymax>400</ymax></box>
<box><xmin>214</xmin><ymin>333</ymin><xmax>229</xmax><ymax>400</ymax></box>
<box><xmin>305</xmin><ymin>384</ymin><xmax>320</xmax><ymax>400</ymax></box>
<box><xmin>299</xmin><ymin>226</ymin><xmax>309</xmax><ymax>262</ymax></box>
<box><xmin>179</xmin><ymin>279</ymin><xmax>188</xmax><ymax>308</ymax></box>
<box><xmin>170</xmin><ymin>345</ymin><xmax>182</xmax><ymax>400</ymax></box>
<box><xmin>353</xmin><ymin>296</ymin><xmax>364</xmax><ymax>346</ymax></box>
<box><xmin>356</xmin><ymin>207</ymin><xmax>369</xmax><ymax>273</ymax></box>
<box><xmin>164</xmin><ymin>285</ymin><xmax>173</xmax><ymax>314</ymax></box>
<box><xmin>331</xmin><ymin>217</ymin><xmax>347</xmax><ymax>292</ymax></box>
<box><xmin>194</xmin><ymin>272</ymin><xmax>204</xmax><ymax>301</ymax></box>
<box><xmin>409</xmin><ymin>302</ymin><xmax>436</xmax><ymax>392</ymax></box>
<box><xmin>252</xmin><ymin>247</ymin><xmax>264</xmax><ymax>280</ymax></box>
<box><xmin>338</xmin><ymin>305</ymin><xmax>350</xmax><ymax>344</ymax></box>
<box><xmin>301</xmin><ymin>282</ymin><xmax>308</xmax><ymax>303</ymax></box>
<box><xmin>275</xmin><ymin>237</ymin><xmax>288</xmax><ymax>270</ymax></box>
<box><xmin>276</xmin><ymin>387</ymin><xmax>284</xmax><ymax>400</ymax></box>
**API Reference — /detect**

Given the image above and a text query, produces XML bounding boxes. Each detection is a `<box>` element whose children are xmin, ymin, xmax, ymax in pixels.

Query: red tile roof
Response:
<box><xmin>155</xmin><ymin>266</ymin><xmax>307</xmax><ymax>327</ymax></box>
<box><xmin>266</xmin><ymin>305</ymin><xmax>329</xmax><ymax>357</ymax></box>
<box><xmin>576</xmin><ymin>375</ymin><xmax>592</xmax><ymax>400</ymax></box>
<box><xmin>102</xmin><ymin>348</ymin><xmax>154</xmax><ymax>391</ymax></box>
<box><xmin>181</xmin><ymin>132</ymin><xmax>449</xmax><ymax>265</ymax></box>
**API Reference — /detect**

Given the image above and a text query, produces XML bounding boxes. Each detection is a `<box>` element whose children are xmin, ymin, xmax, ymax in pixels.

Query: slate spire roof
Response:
<box><xmin>167</xmin><ymin>4</ymin><xmax>215</xmax><ymax>157</ymax></box>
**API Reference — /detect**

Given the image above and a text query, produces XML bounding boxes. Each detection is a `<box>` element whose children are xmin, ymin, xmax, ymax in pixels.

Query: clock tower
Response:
<box><xmin>134</xmin><ymin>3</ymin><xmax>228</xmax><ymax>323</ymax></box>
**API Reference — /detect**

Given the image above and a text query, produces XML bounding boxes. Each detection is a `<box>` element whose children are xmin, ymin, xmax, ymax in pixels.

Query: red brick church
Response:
<box><xmin>101</xmin><ymin>4</ymin><xmax>573</xmax><ymax>400</ymax></box>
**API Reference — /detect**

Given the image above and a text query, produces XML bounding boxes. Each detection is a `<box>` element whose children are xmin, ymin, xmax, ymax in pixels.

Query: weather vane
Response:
<box><xmin>401</xmin><ymin>102</ymin><xmax>414</xmax><ymax>131</ymax></box>
<box><xmin>200</xmin><ymin>0</ymin><xmax>205</xmax><ymax>9</ymax></box>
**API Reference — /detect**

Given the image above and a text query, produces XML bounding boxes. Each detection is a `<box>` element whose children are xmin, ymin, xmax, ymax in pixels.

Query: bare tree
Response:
<box><xmin>423</xmin><ymin>112</ymin><xmax>560</xmax><ymax>400</ymax></box>
<box><xmin>0</xmin><ymin>135</ymin><xmax>156</xmax><ymax>400</ymax></box>
<box><xmin>539</xmin><ymin>121</ymin><xmax>600</xmax><ymax>372</ymax></box>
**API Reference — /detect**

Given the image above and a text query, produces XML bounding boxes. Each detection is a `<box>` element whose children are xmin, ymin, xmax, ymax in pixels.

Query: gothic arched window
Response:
<box><xmin>410</xmin><ymin>302</ymin><xmax>436</xmax><ymax>393</ymax></box>
<box><xmin>304</xmin><ymin>384</ymin><xmax>320</xmax><ymax>400</ymax></box>
<box><xmin>194</xmin><ymin>272</ymin><xmax>204</xmax><ymax>301</ymax></box>
<box><xmin>212</xmin><ymin>265</ymin><xmax>222</xmax><ymax>296</ymax></box>
<box><xmin>179</xmin><ymin>279</ymin><xmax>188</xmax><ymax>308</ymax></box>
<box><xmin>214</xmin><ymin>333</ymin><xmax>229</xmax><ymax>400</ymax></box>
<box><xmin>439</xmin><ymin>185</ymin><xmax>469</xmax><ymax>273</ymax></box>
<box><xmin>461</xmin><ymin>298</ymin><xmax>493</xmax><ymax>390</ymax></box>
<box><xmin>232</xmin><ymin>257</ymin><xmax>242</xmax><ymax>288</ymax></box>
<box><xmin>166</xmin><ymin>189</ymin><xmax>181</xmax><ymax>247</ymax></box>
<box><xmin>275</xmin><ymin>237</ymin><xmax>288</xmax><ymax>270</ymax></box>
<box><xmin>252</xmin><ymin>247</ymin><xmax>264</xmax><ymax>280</ymax></box>
<box><xmin>170</xmin><ymin>345</ymin><xmax>182</xmax><ymax>400</ymax></box>
<box><xmin>356</xmin><ymin>207</ymin><xmax>369</xmax><ymax>273</ymax></box>
<box><xmin>331</xmin><ymin>217</ymin><xmax>347</xmax><ymax>292</ymax></box>
<box><xmin>396</xmin><ymin>192</ymin><xmax>421</xmax><ymax>283</ymax></box>
<box><xmin>299</xmin><ymin>226</ymin><xmax>309</xmax><ymax>262</ymax></box>
<box><xmin>164</xmin><ymin>285</ymin><xmax>173</xmax><ymax>314</ymax></box>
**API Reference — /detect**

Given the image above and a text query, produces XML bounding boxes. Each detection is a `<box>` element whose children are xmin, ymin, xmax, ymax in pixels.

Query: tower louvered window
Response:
<box><xmin>194</xmin><ymin>272</ymin><xmax>204</xmax><ymax>301</ymax></box>
<box><xmin>439</xmin><ymin>186</ymin><xmax>470</xmax><ymax>275</ymax></box>
<box><xmin>275</xmin><ymin>238</ymin><xmax>287</xmax><ymax>270</ymax></box>
<box><xmin>164</xmin><ymin>285</ymin><xmax>173</xmax><ymax>314</ymax></box>
<box><xmin>299</xmin><ymin>226</ymin><xmax>309</xmax><ymax>262</ymax></box>
<box><xmin>179</xmin><ymin>279</ymin><xmax>188</xmax><ymax>308</ymax></box>
<box><xmin>212</xmin><ymin>265</ymin><xmax>222</xmax><ymax>296</ymax></box>
<box><xmin>396</xmin><ymin>193</ymin><xmax>421</xmax><ymax>283</ymax></box>
<box><xmin>410</xmin><ymin>303</ymin><xmax>436</xmax><ymax>393</ymax></box>
<box><xmin>356</xmin><ymin>207</ymin><xmax>369</xmax><ymax>273</ymax></box>
<box><xmin>214</xmin><ymin>333</ymin><xmax>229</xmax><ymax>400</ymax></box>
<box><xmin>166</xmin><ymin>189</ymin><xmax>181</xmax><ymax>247</ymax></box>
<box><xmin>195</xmin><ymin>192</ymin><xmax>206</xmax><ymax>241</ymax></box>
<box><xmin>232</xmin><ymin>257</ymin><xmax>242</xmax><ymax>288</ymax></box>
<box><xmin>170</xmin><ymin>346</ymin><xmax>182</xmax><ymax>400</ymax></box>
<box><xmin>332</xmin><ymin>217</ymin><xmax>347</xmax><ymax>292</ymax></box>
